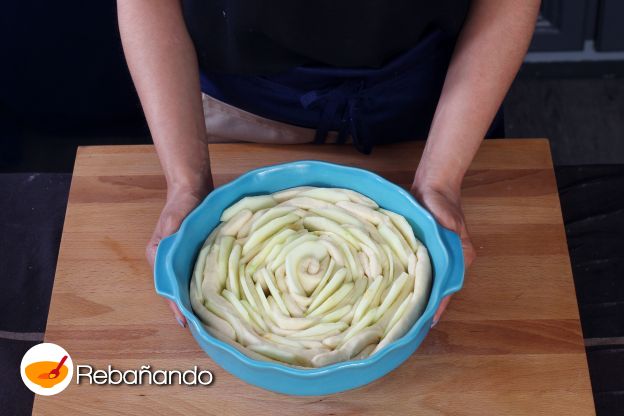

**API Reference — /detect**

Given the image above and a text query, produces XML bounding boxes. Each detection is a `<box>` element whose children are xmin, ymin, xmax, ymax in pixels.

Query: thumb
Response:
<box><xmin>146</xmin><ymin>204</ymin><xmax>187</xmax><ymax>267</ymax></box>
<box><xmin>147</xmin><ymin>207</ymin><xmax>190</xmax><ymax>328</ymax></box>
<box><xmin>458</xmin><ymin>221</ymin><xmax>476</xmax><ymax>269</ymax></box>
<box><xmin>146</xmin><ymin>236</ymin><xmax>159</xmax><ymax>269</ymax></box>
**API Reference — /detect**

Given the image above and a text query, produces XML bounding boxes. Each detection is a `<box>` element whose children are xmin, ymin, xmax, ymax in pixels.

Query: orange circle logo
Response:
<box><xmin>21</xmin><ymin>343</ymin><xmax>73</xmax><ymax>396</ymax></box>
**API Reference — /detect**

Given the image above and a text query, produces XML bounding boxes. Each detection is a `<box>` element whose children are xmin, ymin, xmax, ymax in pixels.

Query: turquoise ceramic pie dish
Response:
<box><xmin>154</xmin><ymin>160</ymin><xmax>464</xmax><ymax>395</ymax></box>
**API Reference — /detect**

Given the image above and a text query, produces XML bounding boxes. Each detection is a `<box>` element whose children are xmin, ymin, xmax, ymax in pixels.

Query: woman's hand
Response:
<box><xmin>119</xmin><ymin>0</ymin><xmax>214</xmax><ymax>326</ymax></box>
<box><xmin>406</xmin><ymin>0</ymin><xmax>539</xmax><ymax>325</ymax></box>
<box><xmin>146</xmin><ymin>186</ymin><xmax>210</xmax><ymax>328</ymax></box>
<box><xmin>411</xmin><ymin>182</ymin><xmax>476</xmax><ymax>326</ymax></box>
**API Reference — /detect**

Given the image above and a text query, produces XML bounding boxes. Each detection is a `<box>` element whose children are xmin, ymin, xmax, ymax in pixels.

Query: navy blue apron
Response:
<box><xmin>200</xmin><ymin>31</ymin><xmax>504</xmax><ymax>154</ymax></box>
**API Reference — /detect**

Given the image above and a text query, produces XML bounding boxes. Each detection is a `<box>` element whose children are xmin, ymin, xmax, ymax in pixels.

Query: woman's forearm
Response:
<box><xmin>414</xmin><ymin>0</ymin><xmax>540</xmax><ymax>194</ymax></box>
<box><xmin>118</xmin><ymin>0</ymin><xmax>212</xmax><ymax>195</ymax></box>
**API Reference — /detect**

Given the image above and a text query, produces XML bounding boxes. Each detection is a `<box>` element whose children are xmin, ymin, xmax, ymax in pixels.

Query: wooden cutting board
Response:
<box><xmin>33</xmin><ymin>139</ymin><xmax>595</xmax><ymax>415</ymax></box>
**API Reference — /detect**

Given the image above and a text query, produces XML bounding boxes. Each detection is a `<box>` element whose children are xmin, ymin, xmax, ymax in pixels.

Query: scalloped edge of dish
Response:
<box><xmin>156</xmin><ymin>160</ymin><xmax>464</xmax><ymax>377</ymax></box>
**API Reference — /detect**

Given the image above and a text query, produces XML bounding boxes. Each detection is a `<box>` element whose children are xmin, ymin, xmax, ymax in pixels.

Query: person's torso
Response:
<box><xmin>182</xmin><ymin>0</ymin><xmax>470</xmax><ymax>75</ymax></box>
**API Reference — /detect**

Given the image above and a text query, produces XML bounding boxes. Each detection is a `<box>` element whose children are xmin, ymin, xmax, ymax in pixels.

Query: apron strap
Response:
<box><xmin>299</xmin><ymin>80</ymin><xmax>366</xmax><ymax>147</ymax></box>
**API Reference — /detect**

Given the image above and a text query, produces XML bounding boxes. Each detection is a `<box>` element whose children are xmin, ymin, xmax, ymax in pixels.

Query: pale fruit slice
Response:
<box><xmin>190</xmin><ymin>186</ymin><xmax>432</xmax><ymax>368</ymax></box>
<box><xmin>221</xmin><ymin>195</ymin><xmax>277</xmax><ymax>222</ymax></box>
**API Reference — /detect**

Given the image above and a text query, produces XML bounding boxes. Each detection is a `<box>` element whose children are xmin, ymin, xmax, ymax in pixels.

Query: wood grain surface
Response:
<box><xmin>34</xmin><ymin>139</ymin><xmax>595</xmax><ymax>415</ymax></box>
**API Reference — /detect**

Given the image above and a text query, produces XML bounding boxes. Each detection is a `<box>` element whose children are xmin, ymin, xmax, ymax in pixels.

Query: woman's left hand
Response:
<box><xmin>410</xmin><ymin>182</ymin><xmax>476</xmax><ymax>326</ymax></box>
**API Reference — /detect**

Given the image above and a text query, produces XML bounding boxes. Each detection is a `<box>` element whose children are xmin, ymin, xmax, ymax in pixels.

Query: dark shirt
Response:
<box><xmin>182</xmin><ymin>0</ymin><xmax>470</xmax><ymax>75</ymax></box>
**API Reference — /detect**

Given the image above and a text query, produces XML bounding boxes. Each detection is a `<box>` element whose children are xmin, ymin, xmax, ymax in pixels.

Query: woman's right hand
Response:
<box><xmin>119</xmin><ymin>0</ymin><xmax>215</xmax><ymax>327</ymax></box>
<box><xmin>146</xmin><ymin>185</ymin><xmax>210</xmax><ymax>328</ymax></box>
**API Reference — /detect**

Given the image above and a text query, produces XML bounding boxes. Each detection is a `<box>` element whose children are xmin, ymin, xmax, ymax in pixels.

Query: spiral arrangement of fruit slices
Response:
<box><xmin>190</xmin><ymin>186</ymin><xmax>432</xmax><ymax>368</ymax></box>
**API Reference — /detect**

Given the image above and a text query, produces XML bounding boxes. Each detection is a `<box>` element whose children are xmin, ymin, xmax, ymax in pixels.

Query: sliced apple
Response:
<box><xmin>221</xmin><ymin>195</ymin><xmax>276</xmax><ymax>222</ymax></box>
<box><xmin>190</xmin><ymin>186</ymin><xmax>432</xmax><ymax>367</ymax></box>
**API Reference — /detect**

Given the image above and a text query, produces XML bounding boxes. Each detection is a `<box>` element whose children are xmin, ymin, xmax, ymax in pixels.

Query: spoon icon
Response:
<box><xmin>38</xmin><ymin>355</ymin><xmax>68</xmax><ymax>380</ymax></box>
